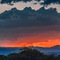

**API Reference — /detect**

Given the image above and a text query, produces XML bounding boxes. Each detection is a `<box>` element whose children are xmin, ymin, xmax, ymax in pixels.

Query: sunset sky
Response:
<box><xmin>0</xmin><ymin>0</ymin><xmax>60</xmax><ymax>47</ymax></box>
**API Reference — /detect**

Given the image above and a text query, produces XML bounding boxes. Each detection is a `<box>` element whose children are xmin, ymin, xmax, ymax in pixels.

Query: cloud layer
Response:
<box><xmin>0</xmin><ymin>7</ymin><xmax>60</xmax><ymax>28</ymax></box>
<box><xmin>0</xmin><ymin>7</ymin><xmax>60</xmax><ymax>47</ymax></box>
<box><xmin>0</xmin><ymin>0</ymin><xmax>41</xmax><ymax>5</ymax></box>
<box><xmin>43</xmin><ymin>0</ymin><xmax>60</xmax><ymax>5</ymax></box>
<box><xmin>0</xmin><ymin>0</ymin><xmax>60</xmax><ymax>5</ymax></box>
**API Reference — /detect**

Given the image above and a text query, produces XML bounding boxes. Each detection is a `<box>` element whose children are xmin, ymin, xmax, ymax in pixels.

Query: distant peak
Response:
<box><xmin>51</xmin><ymin>45</ymin><xmax>60</xmax><ymax>48</ymax></box>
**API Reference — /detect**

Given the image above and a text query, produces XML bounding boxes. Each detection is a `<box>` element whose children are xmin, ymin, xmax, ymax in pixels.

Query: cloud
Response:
<box><xmin>0</xmin><ymin>7</ymin><xmax>60</xmax><ymax>28</ymax></box>
<box><xmin>0</xmin><ymin>0</ymin><xmax>43</xmax><ymax>14</ymax></box>
<box><xmin>0</xmin><ymin>25</ymin><xmax>60</xmax><ymax>47</ymax></box>
<box><xmin>1</xmin><ymin>0</ymin><xmax>60</xmax><ymax>5</ymax></box>
<box><xmin>0</xmin><ymin>7</ymin><xmax>60</xmax><ymax>47</ymax></box>
<box><xmin>0</xmin><ymin>0</ymin><xmax>41</xmax><ymax>5</ymax></box>
<box><xmin>0</xmin><ymin>7</ymin><xmax>60</xmax><ymax>39</ymax></box>
<box><xmin>43</xmin><ymin>0</ymin><xmax>60</xmax><ymax>5</ymax></box>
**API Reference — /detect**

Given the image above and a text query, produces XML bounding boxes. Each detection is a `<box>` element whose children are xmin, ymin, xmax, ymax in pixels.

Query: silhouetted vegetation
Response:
<box><xmin>0</xmin><ymin>47</ymin><xmax>60</xmax><ymax>60</ymax></box>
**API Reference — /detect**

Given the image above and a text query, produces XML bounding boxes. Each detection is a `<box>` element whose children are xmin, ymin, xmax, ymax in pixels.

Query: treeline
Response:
<box><xmin>0</xmin><ymin>47</ymin><xmax>60</xmax><ymax>60</ymax></box>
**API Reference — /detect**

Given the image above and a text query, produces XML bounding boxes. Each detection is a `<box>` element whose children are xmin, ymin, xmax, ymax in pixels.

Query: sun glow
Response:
<box><xmin>1</xmin><ymin>39</ymin><xmax>60</xmax><ymax>47</ymax></box>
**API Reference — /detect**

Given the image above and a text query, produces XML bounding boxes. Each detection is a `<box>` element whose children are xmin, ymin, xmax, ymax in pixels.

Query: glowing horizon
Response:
<box><xmin>0</xmin><ymin>36</ymin><xmax>60</xmax><ymax>47</ymax></box>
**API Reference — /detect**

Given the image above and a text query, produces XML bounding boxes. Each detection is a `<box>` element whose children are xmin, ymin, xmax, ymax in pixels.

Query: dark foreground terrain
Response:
<box><xmin>0</xmin><ymin>46</ymin><xmax>60</xmax><ymax>55</ymax></box>
<box><xmin>0</xmin><ymin>47</ymin><xmax>60</xmax><ymax>60</ymax></box>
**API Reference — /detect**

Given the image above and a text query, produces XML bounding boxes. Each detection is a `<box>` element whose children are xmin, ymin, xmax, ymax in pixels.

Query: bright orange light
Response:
<box><xmin>1</xmin><ymin>39</ymin><xmax>60</xmax><ymax>47</ymax></box>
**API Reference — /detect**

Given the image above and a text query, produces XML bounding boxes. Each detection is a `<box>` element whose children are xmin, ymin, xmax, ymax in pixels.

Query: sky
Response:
<box><xmin>0</xmin><ymin>0</ymin><xmax>60</xmax><ymax>47</ymax></box>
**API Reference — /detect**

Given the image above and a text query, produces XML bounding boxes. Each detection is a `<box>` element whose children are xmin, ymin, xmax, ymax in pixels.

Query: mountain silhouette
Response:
<box><xmin>51</xmin><ymin>45</ymin><xmax>60</xmax><ymax>48</ymax></box>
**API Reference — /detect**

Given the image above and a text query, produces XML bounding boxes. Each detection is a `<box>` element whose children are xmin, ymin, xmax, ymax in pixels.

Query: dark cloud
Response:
<box><xmin>0</xmin><ymin>0</ymin><xmax>41</xmax><ymax>5</ymax></box>
<box><xmin>0</xmin><ymin>7</ymin><xmax>60</xmax><ymax>43</ymax></box>
<box><xmin>0</xmin><ymin>7</ymin><xmax>60</xmax><ymax>28</ymax></box>
<box><xmin>0</xmin><ymin>25</ymin><xmax>60</xmax><ymax>42</ymax></box>
<box><xmin>0</xmin><ymin>0</ymin><xmax>31</xmax><ymax>3</ymax></box>
<box><xmin>0</xmin><ymin>0</ymin><xmax>60</xmax><ymax>6</ymax></box>
<box><xmin>43</xmin><ymin>0</ymin><xmax>60</xmax><ymax>5</ymax></box>
<box><xmin>0</xmin><ymin>0</ymin><xmax>60</xmax><ymax>5</ymax></box>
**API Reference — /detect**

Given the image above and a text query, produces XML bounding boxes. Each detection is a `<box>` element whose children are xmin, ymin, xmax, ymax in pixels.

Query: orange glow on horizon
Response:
<box><xmin>0</xmin><ymin>31</ymin><xmax>60</xmax><ymax>47</ymax></box>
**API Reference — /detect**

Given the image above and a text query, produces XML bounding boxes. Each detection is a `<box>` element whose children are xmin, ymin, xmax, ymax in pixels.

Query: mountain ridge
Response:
<box><xmin>51</xmin><ymin>45</ymin><xmax>60</xmax><ymax>48</ymax></box>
